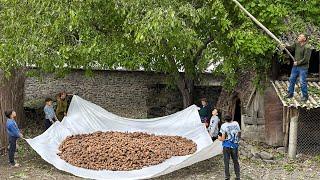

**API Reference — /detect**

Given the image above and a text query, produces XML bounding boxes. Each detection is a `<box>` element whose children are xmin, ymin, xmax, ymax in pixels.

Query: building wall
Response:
<box><xmin>240</xmin><ymin>83</ymin><xmax>285</xmax><ymax>146</ymax></box>
<box><xmin>241</xmin><ymin>91</ymin><xmax>266</xmax><ymax>143</ymax></box>
<box><xmin>264</xmin><ymin>86</ymin><xmax>284</xmax><ymax>146</ymax></box>
<box><xmin>24</xmin><ymin>70</ymin><xmax>221</xmax><ymax>118</ymax></box>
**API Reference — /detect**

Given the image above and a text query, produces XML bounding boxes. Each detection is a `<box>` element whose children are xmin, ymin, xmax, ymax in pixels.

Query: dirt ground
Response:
<box><xmin>1</xmin><ymin>125</ymin><xmax>320</xmax><ymax>180</ymax></box>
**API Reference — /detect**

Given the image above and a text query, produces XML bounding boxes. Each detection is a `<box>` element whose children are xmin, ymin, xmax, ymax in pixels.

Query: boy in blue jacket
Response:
<box><xmin>5</xmin><ymin>109</ymin><xmax>23</xmax><ymax>167</ymax></box>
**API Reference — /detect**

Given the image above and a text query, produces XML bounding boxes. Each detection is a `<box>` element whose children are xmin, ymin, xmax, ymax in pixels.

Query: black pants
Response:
<box><xmin>212</xmin><ymin>136</ymin><xmax>217</xmax><ymax>142</ymax></box>
<box><xmin>45</xmin><ymin>119</ymin><xmax>52</xmax><ymax>130</ymax></box>
<box><xmin>8</xmin><ymin>136</ymin><xmax>18</xmax><ymax>165</ymax></box>
<box><xmin>223</xmin><ymin>147</ymin><xmax>240</xmax><ymax>180</ymax></box>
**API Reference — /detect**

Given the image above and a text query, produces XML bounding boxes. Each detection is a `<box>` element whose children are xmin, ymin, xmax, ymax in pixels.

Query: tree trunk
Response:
<box><xmin>0</xmin><ymin>69</ymin><xmax>25</xmax><ymax>151</ymax></box>
<box><xmin>176</xmin><ymin>74</ymin><xmax>194</xmax><ymax>108</ymax></box>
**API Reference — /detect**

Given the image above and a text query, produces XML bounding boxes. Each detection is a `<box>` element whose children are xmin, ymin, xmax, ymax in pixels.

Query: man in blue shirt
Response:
<box><xmin>218</xmin><ymin>114</ymin><xmax>241</xmax><ymax>180</ymax></box>
<box><xmin>5</xmin><ymin>109</ymin><xmax>23</xmax><ymax>167</ymax></box>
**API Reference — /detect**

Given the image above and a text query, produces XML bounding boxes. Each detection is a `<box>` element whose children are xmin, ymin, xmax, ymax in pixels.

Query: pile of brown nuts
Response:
<box><xmin>57</xmin><ymin>131</ymin><xmax>197</xmax><ymax>171</ymax></box>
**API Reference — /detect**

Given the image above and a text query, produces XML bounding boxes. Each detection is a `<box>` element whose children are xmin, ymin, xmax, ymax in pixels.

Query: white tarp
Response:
<box><xmin>26</xmin><ymin>95</ymin><xmax>222</xmax><ymax>180</ymax></box>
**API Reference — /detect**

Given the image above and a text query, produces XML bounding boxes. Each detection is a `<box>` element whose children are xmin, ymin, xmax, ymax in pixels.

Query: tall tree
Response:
<box><xmin>0</xmin><ymin>0</ymin><xmax>319</xmax><ymax>146</ymax></box>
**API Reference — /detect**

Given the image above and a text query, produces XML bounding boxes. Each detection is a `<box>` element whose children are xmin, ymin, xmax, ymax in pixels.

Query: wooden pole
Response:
<box><xmin>288</xmin><ymin>109</ymin><xmax>299</xmax><ymax>159</ymax></box>
<box><xmin>231</xmin><ymin>0</ymin><xmax>295</xmax><ymax>61</ymax></box>
<box><xmin>282</xmin><ymin>106</ymin><xmax>286</xmax><ymax>133</ymax></box>
<box><xmin>283</xmin><ymin>107</ymin><xmax>290</xmax><ymax>149</ymax></box>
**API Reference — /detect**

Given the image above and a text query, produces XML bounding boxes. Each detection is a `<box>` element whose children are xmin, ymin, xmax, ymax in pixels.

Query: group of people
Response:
<box><xmin>4</xmin><ymin>32</ymin><xmax>311</xmax><ymax>177</ymax></box>
<box><xmin>5</xmin><ymin>91</ymin><xmax>72</xmax><ymax>167</ymax></box>
<box><xmin>44</xmin><ymin>91</ymin><xmax>71</xmax><ymax>129</ymax></box>
<box><xmin>195</xmin><ymin>33</ymin><xmax>311</xmax><ymax>180</ymax></box>
<box><xmin>199</xmin><ymin>98</ymin><xmax>241</xmax><ymax>180</ymax></box>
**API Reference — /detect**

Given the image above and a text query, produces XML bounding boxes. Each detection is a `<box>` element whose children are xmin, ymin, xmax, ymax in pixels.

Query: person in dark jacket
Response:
<box><xmin>281</xmin><ymin>34</ymin><xmax>312</xmax><ymax>102</ymax></box>
<box><xmin>56</xmin><ymin>91</ymin><xmax>74</xmax><ymax>121</ymax></box>
<box><xmin>198</xmin><ymin>98</ymin><xmax>210</xmax><ymax>126</ymax></box>
<box><xmin>5</xmin><ymin>109</ymin><xmax>23</xmax><ymax>167</ymax></box>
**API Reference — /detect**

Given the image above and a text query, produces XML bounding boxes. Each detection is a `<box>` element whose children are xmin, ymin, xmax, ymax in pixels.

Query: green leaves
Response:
<box><xmin>0</xmin><ymin>0</ymin><xmax>319</xmax><ymax>91</ymax></box>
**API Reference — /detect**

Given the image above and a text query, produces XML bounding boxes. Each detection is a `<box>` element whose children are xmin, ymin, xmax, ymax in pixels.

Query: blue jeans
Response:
<box><xmin>8</xmin><ymin>136</ymin><xmax>18</xmax><ymax>165</ymax></box>
<box><xmin>288</xmin><ymin>66</ymin><xmax>308</xmax><ymax>97</ymax></box>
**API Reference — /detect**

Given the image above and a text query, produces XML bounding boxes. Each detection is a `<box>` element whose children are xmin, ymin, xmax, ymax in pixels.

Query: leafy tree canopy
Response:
<box><xmin>0</xmin><ymin>0</ymin><xmax>319</xmax><ymax>90</ymax></box>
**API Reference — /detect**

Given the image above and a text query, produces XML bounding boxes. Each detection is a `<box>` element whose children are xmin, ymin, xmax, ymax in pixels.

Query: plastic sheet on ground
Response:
<box><xmin>26</xmin><ymin>95</ymin><xmax>222</xmax><ymax>180</ymax></box>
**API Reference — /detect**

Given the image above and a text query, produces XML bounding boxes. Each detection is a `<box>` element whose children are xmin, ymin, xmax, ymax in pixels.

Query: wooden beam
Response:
<box><xmin>246</xmin><ymin>87</ymin><xmax>256</xmax><ymax>109</ymax></box>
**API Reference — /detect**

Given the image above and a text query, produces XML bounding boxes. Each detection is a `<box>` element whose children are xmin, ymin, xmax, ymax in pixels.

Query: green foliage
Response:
<box><xmin>0</xmin><ymin>0</ymin><xmax>319</xmax><ymax>91</ymax></box>
<box><xmin>283</xmin><ymin>163</ymin><xmax>296</xmax><ymax>172</ymax></box>
<box><xmin>314</xmin><ymin>155</ymin><xmax>320</xmax><ymax>164</ymax></box>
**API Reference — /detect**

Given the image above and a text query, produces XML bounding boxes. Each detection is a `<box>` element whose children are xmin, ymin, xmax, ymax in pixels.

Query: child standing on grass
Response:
<box><xmin>44</xmin><ymin>98</ymin><xmax>59</xmax><ymax>130</ymax></box>
<box><xmin>5</xmin><ymin>109</ymin><xmax>23</xmax><ymax>167</ymax></box>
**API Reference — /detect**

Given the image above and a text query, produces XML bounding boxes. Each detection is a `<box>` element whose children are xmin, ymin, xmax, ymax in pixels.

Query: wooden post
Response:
<box><xmin>283</xmin><ymin>107</ymin><xmax>290</xmax><ymax>149</ymax></box>
<box><xmin>282</xmin><ymin>106</ymin><xmax>286</xmax><ymax>133</ymax></box>
<box><xmin>288</xmin><ymin>109</ymin><xmax>299</xmax><ymax>159</ymax></box>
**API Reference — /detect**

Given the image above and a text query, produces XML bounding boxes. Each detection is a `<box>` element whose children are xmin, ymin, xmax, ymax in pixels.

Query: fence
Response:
<box><xmin>297</xmin><ymin>108</ymin><xmax>320</xmax><ymax>155</ymax></box>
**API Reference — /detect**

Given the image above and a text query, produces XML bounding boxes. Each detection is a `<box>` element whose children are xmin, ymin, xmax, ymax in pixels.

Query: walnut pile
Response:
<box><xmin>57</xmin><ymin>131</ymin><xmax>197</xmax><ymax>171</ymax></box>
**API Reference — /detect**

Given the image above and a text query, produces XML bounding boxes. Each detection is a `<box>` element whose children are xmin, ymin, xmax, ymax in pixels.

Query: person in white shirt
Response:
<box><xmin>218</xmin><ymin>114</ymin><xmax>241</xmax><ymax>180</ymax></box>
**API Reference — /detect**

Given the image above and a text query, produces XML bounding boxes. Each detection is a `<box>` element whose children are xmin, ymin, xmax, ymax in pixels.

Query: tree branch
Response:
<box><xmin>193</xmin><ymin>36</ymin><xmax>214</xmax><ymax>65</ymax></box>
<box><xmin>91</xmin><ymin>22</ymin><xmax>109</xmax><ymax>35</ymax></box>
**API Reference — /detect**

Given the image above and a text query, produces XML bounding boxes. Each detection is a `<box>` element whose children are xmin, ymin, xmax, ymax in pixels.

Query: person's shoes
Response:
<box><xmin>286</xmin><ymin>93</ymin><xmax>293</xmax><ymax>98</ymax></box>
<box><xmin>10</xmin><ymin>163</ymin><xmax>20</xmax><ymax>168</ymax></box>
<box><xmin>301</xmin><ymin>96</ymin><xmax>308</xmax><ymax>102</ymax></box>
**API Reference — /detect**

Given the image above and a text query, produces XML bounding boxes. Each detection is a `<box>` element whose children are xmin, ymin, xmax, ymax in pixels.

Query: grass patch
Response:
<box><xmin>283</xmin><ymin>163</ymin><xmax>296</xmax><ymax>172</ymax></box>
<box><xmin>274</xmin><ymin>152</ymin><xmax>285</xmax><ymax>160</ymax></box>
<box><xmin>314</xmin><ymin>155</ymin><xmax>320</xmax><ymax>165</ymax></box>
<box><xmin>14</xmin><ymin>172</ymin><xmax>28</xmax><ymax>179</ymax></box>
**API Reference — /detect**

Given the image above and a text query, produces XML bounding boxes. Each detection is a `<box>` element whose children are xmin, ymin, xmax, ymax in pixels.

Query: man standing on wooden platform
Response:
<box><xmin>282</xmin><ymin>34</ymin><xmax>312</xmax><ymax>102</ymax></box>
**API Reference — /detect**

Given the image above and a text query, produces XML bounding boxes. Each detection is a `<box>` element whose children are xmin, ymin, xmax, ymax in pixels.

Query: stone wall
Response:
<box><xmin>146</xmin><ymin>84</ymin><xmax>221</xmax><ymax>118</ymax></box>
<box><xmin>24</xmin><ymin>70</ymin><xmax>221</xmax><ymax>119</ymax></box>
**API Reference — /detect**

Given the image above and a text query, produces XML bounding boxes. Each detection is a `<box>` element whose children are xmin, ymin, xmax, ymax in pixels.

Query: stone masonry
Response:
<box><xmin>24</xmin><ymin>70</ymin><xmax>222</xmax><ymax>119</ymax></box>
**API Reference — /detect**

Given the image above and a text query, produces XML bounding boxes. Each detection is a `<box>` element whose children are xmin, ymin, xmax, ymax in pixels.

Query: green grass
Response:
<box><xmin>274</xmin><ymin>152</ymin><xmax>285</xmax><ymax>160</ymax></box>
<box><xmin>283</xmin><ymin>163</ymin><xmax>296</xmax><ymax>172</ymax></box>
<box><xmin>14</xmin><ymin>172</ymin><xmax>28</xmax><ymax>179</ymax></box>
<box><xmin>314</xmin><ymin>155</ymin><xmax>320</xmax><ymax>164</ymax></box>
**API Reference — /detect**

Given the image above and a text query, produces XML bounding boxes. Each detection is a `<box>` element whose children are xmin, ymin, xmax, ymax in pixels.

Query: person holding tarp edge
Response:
<box><xmin>281</xmin><ymin>34</ymin><xmax>312</xmax><ymax>102</ymax></box>
<box><xmin>198</xmin><ymin>98</ymin><xmax>211</xmax><ymax>127</ymax></box>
